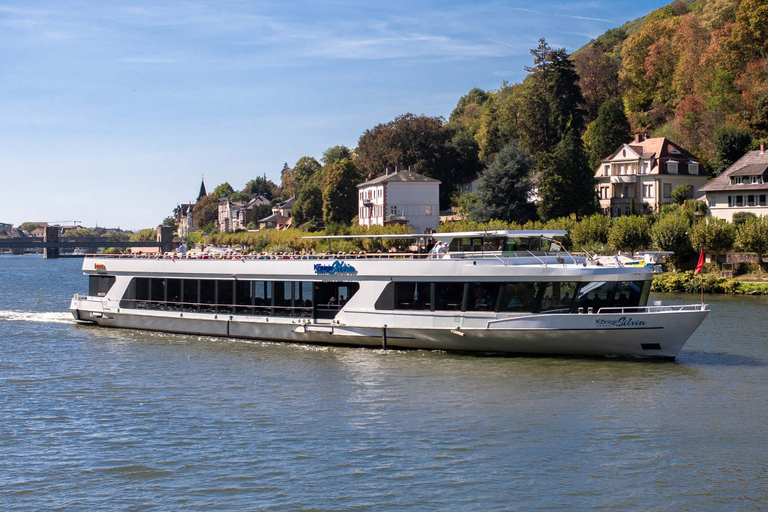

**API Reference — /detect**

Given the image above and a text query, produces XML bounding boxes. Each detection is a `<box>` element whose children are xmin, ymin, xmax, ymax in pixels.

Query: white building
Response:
<box><xmin>357</xmin><ymin>168</ymin><xmax>440</xmax><ymax>234</ymax></box>
<box><xmin>699</xmin><ymin>143</ymin><xmax>768</xmax><ymax>222</ymax></box>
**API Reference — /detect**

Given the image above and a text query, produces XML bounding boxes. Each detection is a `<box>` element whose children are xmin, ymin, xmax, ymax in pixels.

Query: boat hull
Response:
<box><xmin>70</xmin><ymin>298</ymin><xmax>708</xmax><ymax>359</ymax></box>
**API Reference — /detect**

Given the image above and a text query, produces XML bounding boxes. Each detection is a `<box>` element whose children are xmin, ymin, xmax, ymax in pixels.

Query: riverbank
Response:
<box><xmin>652</xmin><ymin>271</ymin><xmax>768</xmax><ymax>295</ymax></box>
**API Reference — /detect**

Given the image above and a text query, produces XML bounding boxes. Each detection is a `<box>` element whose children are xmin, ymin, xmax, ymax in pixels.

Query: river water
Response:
<box><xmin>1</xmin><ymin>255</ymin><xmax>767</xmax><ymax>511</ymax></box>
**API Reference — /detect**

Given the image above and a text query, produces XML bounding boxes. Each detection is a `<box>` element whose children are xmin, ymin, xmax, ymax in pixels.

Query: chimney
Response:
<box><xmin>634</xmin><ymin>133</ymin><xmax>644</xmax><ymax>144</ymax></box>
<box><xmin>385</xmin><ymin>166</ymin><xmax>393</xmax><ymax>175</ymax></box>
<box><xmin>761</xmin><ymin>142</ymin><xmax>766</xmax><ymax>154</ymax></box>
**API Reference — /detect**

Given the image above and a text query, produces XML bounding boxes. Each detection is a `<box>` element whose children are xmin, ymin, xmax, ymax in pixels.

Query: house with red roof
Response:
<box><xmin>594</xmin><ymin>135</ymin><xmax>708</xmax><ymax>217</ymax></box>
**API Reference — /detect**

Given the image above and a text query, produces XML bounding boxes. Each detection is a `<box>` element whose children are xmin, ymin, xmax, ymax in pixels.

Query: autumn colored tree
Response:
<box><xmin>573</xmin><ymin>43</ymin><xmax>620</xmax><ymax>124</ymax></box>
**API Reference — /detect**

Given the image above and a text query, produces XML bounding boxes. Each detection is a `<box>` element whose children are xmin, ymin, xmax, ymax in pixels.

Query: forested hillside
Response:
<box><xmin>451</xmin><ymin>0</ymin><xmax>768</xmax><ymax>177</ymax></box>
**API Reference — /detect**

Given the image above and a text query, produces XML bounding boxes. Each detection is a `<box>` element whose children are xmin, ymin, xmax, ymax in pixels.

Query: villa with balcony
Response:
<box><xmin>595</xmin><ymin>135</ymin><xmax>708</xmax><ymax>217</ymax></box>
<box><xmin>357</xmin><ymin>167</ymin><xmax>440</xmax><ymax>234</ymax></box>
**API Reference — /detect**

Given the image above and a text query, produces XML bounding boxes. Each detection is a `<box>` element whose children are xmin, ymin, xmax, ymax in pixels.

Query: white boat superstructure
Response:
<box><xmin>69</xmin><ymin>230</ymin><xmax>709</xmax><ymax>359</ymax></box>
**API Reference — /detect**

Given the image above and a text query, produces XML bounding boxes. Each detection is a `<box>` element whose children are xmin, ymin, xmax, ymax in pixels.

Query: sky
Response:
<box><xmin>0</xmin><ymin>0</ymin><xmax>672</xmax><ymax>230</ymax></box>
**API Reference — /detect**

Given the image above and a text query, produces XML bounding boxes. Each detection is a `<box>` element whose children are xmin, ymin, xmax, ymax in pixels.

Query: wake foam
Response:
<box><xmin>0</xmin><ymin>310</ymin><xmax>74</xmax><ymax>324</ymax></box>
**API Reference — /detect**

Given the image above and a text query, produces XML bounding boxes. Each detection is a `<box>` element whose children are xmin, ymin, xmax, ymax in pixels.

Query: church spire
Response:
<box><xmin>198</xmin><ymin>176</ymin><xmax>207</xmax><ymax>200</ymax></box>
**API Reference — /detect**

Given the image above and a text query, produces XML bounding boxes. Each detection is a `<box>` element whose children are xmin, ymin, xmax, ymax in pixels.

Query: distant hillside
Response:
<box><xmin>450</xmin><ymin>0</ymin><xmax>768</xmax><ymax>175</ymax></box>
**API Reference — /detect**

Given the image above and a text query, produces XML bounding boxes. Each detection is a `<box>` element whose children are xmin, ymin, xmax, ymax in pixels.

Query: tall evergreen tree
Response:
<box><xmin>583</xmin><ymin>97</ymin><xmax>632</xmax><ymax>170</ymax></box>
<box><xmin>518</xmin><ymin>39</ymin><xmax>585</xmax><ymax>158</ymax></box>
<box><xmin>537</xmin><ymin>129</ymin><xmax>598</xmax><ymax>221</ymax></box>
<box><xmin>469</xmin><ymin>139</ymin><xmax>535</xmax><ymax>223</ymax></box>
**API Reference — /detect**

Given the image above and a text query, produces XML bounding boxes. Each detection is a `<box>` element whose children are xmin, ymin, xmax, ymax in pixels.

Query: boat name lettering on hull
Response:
<box><xmin>596</xmin><ymin>317</ymin><xmax>646</xmax><ymax>327</ymax></box>
<box><xmin>314</xmin><ymin>261</ymin><xmax>357</xmax><ymax>275</ymax></box>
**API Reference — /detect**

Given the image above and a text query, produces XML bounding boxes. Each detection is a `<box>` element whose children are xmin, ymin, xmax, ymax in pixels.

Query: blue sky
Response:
<box><xmin>1</xmin><ymin>0</ymin><xmax>670</xmax><ymax>230</ymax></box>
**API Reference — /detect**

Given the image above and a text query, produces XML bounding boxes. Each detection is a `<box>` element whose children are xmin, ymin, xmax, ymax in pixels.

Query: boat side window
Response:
<box><xmin>499</xmin><ymin>283</ymin><xmax>539</xmax><ymax>312</ymax></box>
<box><xmin>575</xmin><ymin>282</ymin><xmax>615</xmax><ymax>313</ymax></box>
<box><xmin>434</xmin><ymin>282</ymin><xmax>465</xmax><ymax>311</ymax></box>
<box><xmin>235</xmin><ymin>280</ymin><xmax>254</xmax><ymax>315</ymax></box>
<box><xmin>218</xmin><ymin>280</ymin><xmax>234</xmax><ymax>314</ymax></box>
<box><xmin>394</xmin><ymin>282</ymin><xmax>431</xmax><ymax>310</ymax></box>
<box><xmin>614</xmin><ymin>281</ymin><xmax>650</xmax><ymax>309</ymax></box>
<box><xmin>166</xmin><ymin>279</ymin><xmax>182</xmax><ymax>311</ymax></box>
<box><xmin>182</xmin><ymin>279</ymin><xmax>198</xmax><ymax>312</ymax></box>
<box><xmin>135</xmin><ymin>278</ymin><xmax>149</xmax><ymax>308</ymax></box>
<box><xmin>273</xmin><ymin>281</ymin><xmax>295</xmax><ymax>317</ymax></box>
<box><xmin>466</xmin><ymin>282</ymin><xmax>502</xmax><ymax>311</ymax></box>
<box><xmin>89</xmin><ymin>275</ymin><xmax>116</xmax><ymax>297</ymax></box>
<box><xmin>537</xmin><ymin>282</ymin><xmax>579</xmax><ymax>313</ymax></box>
<box><xmin>200</xmin><ymin>280</ymin><xmax>216</xmax><ymax>312</ymax></box>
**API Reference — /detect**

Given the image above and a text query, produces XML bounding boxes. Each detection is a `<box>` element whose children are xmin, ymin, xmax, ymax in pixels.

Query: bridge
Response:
<box><xmin>0</xmin><ymin>227</ymin><xmax>178</xmax><ymax>258</ymax></box>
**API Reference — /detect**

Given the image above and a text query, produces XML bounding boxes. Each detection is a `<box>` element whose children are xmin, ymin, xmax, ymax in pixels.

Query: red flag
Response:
<box><xmin>694</xmin><ymin>248</ymin><xmax>704</xmax><ymax>275</ymax></box>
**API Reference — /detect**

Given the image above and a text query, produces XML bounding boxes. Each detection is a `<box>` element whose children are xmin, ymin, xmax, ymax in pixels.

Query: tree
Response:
<box><xmin>356</xmin><ymin>113</ymin><xmax>479</xmax><ymax>208</ymax></box>
<box><xmin>450</xmin><ymin>87</ymin><xmax>490</xmax><ymax>121</ymax></box>
<box><xmin>583</xmin><ymin>97</ymin><xmax>632</xmax><ymax>170</ymax></box>
<box><xmin>690</xmin><ymin>217</ymin><xmax>736</xmax><ymax>265</ymax></box>
<box><xmin>712</xmin><ymin>125</ymin><xmax>753</xmax><ymax>175</ymax></box>
<box><xmin>192</xmin><ymin>195</ymin><xmax>218</xmax><ymax>231</ymax></box>
<box><xmin>608</xmin><ymin>216</ymin><xmax>652</xmax><ymax>253</ymax></box>
<box><xmin>469</xmin><ymin>139</ymin><xmax>535</xmax><ymax>223</ymax></box>
<box><xmin>243</xmin><ymin>176</ymin><xmax>279</xmax><ymax>200</ymax></box>
<box><xmin>651</xmin><ymin>213</ymin><xmax>692</xmax><ymax>268</ymax></box>
<box><xmin>736</xmin><ymin>215</ymin><xmax>768</xmax><ymax>270</ymax></box>
<box><xmin>518</xmin><ymin>39</ymin><xmax>585</xmax><ymax>158</ymax></box>
<box><xmin>672</xmin><ymin>184</ymin><xmax>693</xmax><ymax>205</ymax></box>
<box><xmin>572</xmin><ymin>43</ymin><xmax>620</xmax><ymax>123</ymax></box>
<box><xmin>292</xmin><ymin>182</ymin><xmax>324</xmax><ymax>226</ymax></box>
<box><xmin>322</xmin><ymin>159</ymin><xmax>360</xmax><ymax>225</ymax></box>
<box><xmin>129</xmin><ymin>228</ymin><xmax>156</xmax><ymax>242</ymax></box>
<box><xmin>161</xmin><ymin>216</ymin><xmax>177</xmax><ymax>230</ymax></box>
<box><xmin>733</xmin><ymin>211</ymin><xmax>757</xmax><ymax>226</ymax></box>
<box><xmin>537</xmin><ymin>129</ymin><xmax>598</xmax><ymax>221</ymax></box>
<box><xmin>321</xmin><ymin>146</ymin><xmax>353</xmax><ymax>167</ymax></box>
<box><xmin>212</xmin><ymin>182</ymin><xmax>235</xmax><ymax>199</ymax></box>
<box><xmin>18</xmin><ymin>222</ymin><xmax>42</xmax><ymax>232</ymax></box>
<box><xmin>571</xmin><ymin>214</ymin><xmax>611</xmax><ymax>250</ymax></box>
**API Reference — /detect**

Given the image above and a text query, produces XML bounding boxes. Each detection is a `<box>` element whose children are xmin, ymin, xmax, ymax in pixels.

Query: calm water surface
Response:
<box><xmin>1</xmin><ymin>255</ymin><xmax>767</xmax><ymax>511</ymax></box>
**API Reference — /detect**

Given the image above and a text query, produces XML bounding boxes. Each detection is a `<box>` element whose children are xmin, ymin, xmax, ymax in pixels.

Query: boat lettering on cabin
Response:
<box><xmin>314</xmin><ymin>261</ymin><xmax>357</xmax><ymax>275</ymax></box>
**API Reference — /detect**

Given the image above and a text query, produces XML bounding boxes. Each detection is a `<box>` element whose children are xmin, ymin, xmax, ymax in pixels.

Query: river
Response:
<box><xmin>1</xmin><ymin>255</ymin><xmax>767</xmax><ymax>511</ymax></box>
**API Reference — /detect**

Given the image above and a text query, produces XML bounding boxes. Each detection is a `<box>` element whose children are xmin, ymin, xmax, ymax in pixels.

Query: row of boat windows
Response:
<box><xmin>375</xmin><ymin>280</ymin><xmax>651</xmax><ymax>313</ymax></box>
<box><xmin>111</xmin><ymin>277</ymin><xmax>359</xmax><ymax>319</ymax></box>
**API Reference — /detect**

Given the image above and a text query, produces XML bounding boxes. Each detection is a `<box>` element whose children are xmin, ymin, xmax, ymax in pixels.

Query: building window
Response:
<box><xmin>708</xmin><ymin>197</ymin><xmax>716</xmax><ymax>207</ymax></box>
<box><xmin>689</xmin><ymin>163</ymin><xmax>699</xmax><ymax>175</ymax></box>
<box><xmin>667</xmin><ymin>162</ymin><xmax>678</xmax><ymax>174</ymax></box>
<box><xmin>761</xmin><ymin>195</ymin><xmax>767</xmax><ymax>206</ymax></box>
<box><xmin>643</xmin><ymin>184</ymin><xmax>654</xmax><ymax>198</ymax></box>
<box><xmin>643</xmin><ymin>161</ymin><xmax>650</xmax><ymax>174</ymax></box>
<box><xmin>390</xmin><ymin>206</ymin><xmax>397</xmax><ymax>216</ymax></box>
<box><xmin>604</xmin><ymin>165</ymin><xmax>610</xmax><ymax>176</ymax></box>
<box><xmin>625</xmin><ymin>207</ymin><xmax>631</xmax><ymax>216</ymax></box>
<box><xmin>748</xmin><ymin>195</ymin><xmax>756</xmax><ymax>206</ymax></box>
<box><xmin>732</xmin><ymin>177</ymin><xmax>743</xmax><ymax>185</ymax></box>
<box><xmin>751</xmin><ymin>176</ymin><xmax>763</xmax><ymax>184</ymax></box>
<box><xmin>425</xmin><ymin>205</ymin><xmax>432</xmax><ymax>215</ymax></box>
<box><xmin>663</xmin><ymin>183</ymin><xmax>672</xmax><ymax>198</ymax></box>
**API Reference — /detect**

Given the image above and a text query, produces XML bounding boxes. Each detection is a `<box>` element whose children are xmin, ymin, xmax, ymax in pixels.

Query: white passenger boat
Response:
<box><xmin>69</xmin><ymin>230</ymin><xmax>708</xmax><ymax>359</ymax></box>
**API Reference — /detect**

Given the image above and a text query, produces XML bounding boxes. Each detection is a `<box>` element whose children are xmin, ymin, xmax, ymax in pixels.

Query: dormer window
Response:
<box><xmin>689</xmin><ymin>163</ymin><xmax>699</xmax><ymax>175</ymax></box>
<box><xmin>667</xmin><ymin>161</ymin><xmax>678</xmax><ymax>174</ymax></box>
<box><xmin>732</xmin><ymin>177</ymin><xmax>743</xmax><ymax>185</ymax></box>
<box><xmin>751</xmin><ymin>176</ymin><xmax>764</xmax><ymax>184</ymax></box>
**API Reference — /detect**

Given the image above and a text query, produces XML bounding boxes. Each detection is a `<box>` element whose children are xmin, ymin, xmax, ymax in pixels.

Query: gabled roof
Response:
<box><xmin>274</xmin><ymin>196</ymin><xmax>296</xmax><ymax>209</ymax></box>
<box><xmin>700</xmin><ymin>149</ymin><xmax>768</xmax><ymax>193</ymax></box>
<box><xmin>598</xmin><ymin>137</ymin><xmax>705</xmax><ymax>177</ymax></box>
<box><xmin>358</xmin><ymin>169</ymin><xmax>441</xmax><ymax>187</ymax></box>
